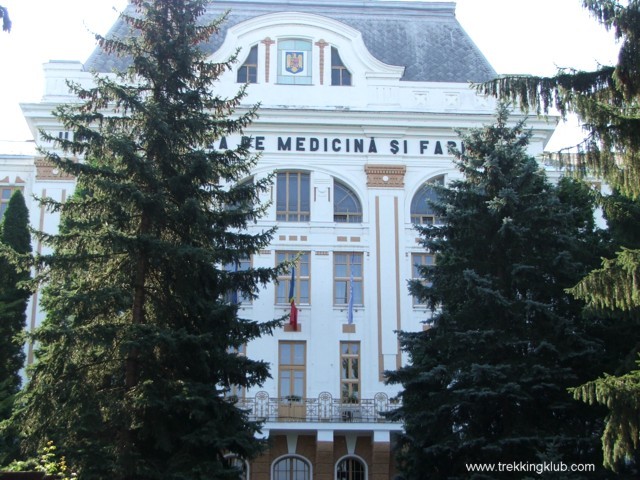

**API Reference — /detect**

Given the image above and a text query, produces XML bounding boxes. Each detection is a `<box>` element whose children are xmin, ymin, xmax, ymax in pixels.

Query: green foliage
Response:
<box><xmin>0</xmin><ymin>190</ymin><xmax>32</xmax><ymax>420</ymax></box>
<box><xmin>572</xmin><ymin>363</ymin><xmax>640</xmax><ymax>471</ymax></box>
<box><xmin>477</xmin><ymin>1</ymin><xmax>640</xmax><ymax>470</ymax></box>
<box><xmin>387</xmin><ymin>105</ymin><xmax>612</xmax><ymax>479</ymax></box>
<box><xmin>4</xmin><ymin>441</ymin><xmax>76</xmax><ymax>479</ymax></box>
<box><xmin>13</xmin><ymin>1</ymin><xmax>282</xmax><ymax>478</ymax></box>
<box><xmin>477</xmin><ymin>2</ymin><xmax>640</xmax><ymax>200</ymax></box>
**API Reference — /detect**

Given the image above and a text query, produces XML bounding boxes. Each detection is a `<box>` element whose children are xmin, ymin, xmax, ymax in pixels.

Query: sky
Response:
<box><xmin>0</xmin><ymin>0</ymin><xmax>620</xmax><ymax>153</ymax></box>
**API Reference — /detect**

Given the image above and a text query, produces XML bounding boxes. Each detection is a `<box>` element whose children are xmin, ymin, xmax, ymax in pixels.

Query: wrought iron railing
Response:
<box><xmin>230</xmin><ymin>391</ymin><xmax>401</xmax><ymax>423</ymax></box>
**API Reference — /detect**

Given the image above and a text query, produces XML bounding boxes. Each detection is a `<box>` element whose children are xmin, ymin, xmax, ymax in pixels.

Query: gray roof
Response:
<box><xmin>85</xmin><ymin>0</ymin><xmax>496</xmax><ymax>83</ymax></box>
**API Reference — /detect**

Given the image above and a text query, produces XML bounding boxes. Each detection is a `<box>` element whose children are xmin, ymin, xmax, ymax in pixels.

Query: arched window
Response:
<box><xmin>237</xmin><ymin>45</ymin><xmax>258</xmax><ymax>83</ymax></box>
<box><xmin>410</xmin><ymin>175</ymin><xmax>444</xmax><ymax>225</ymax></box>
<box><xmin>273</xmin><ymin>455</ymin><xmax>311</xmax><ymax>480</ymax></box>
<box><xmin>334</xmin><ymin>181</ymin><xmax>362</xmax><ymax>223</ymax></box>
<box><xmin>331</xmin><ymin>47</ymin><xmax>352</xmax><ymax>86</ymax></box>
<box><xmin>224</xmin><ymin>454</ymin><xmax>249</xmax><ymax>480</ymax></box>
<box><xmin>336</xmin><ymin>456</ymin><xmax>366</xmax><ymax>480</ymax></box>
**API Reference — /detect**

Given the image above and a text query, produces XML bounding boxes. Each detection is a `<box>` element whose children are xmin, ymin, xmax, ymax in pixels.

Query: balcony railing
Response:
<box><xmin>230</xmin><ymin>391</ymin><xmax>401</xmax><ymax>423</ymax></box>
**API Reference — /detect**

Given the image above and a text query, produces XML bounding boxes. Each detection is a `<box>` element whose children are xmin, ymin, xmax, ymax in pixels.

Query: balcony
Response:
<box><xmin>230</xmin><ymin>391</ymin><xmax>401</xmax><ymax>424</ymax></box>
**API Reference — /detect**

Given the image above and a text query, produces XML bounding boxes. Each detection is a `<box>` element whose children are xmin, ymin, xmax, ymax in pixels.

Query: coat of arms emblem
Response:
<box><xmin>285</xmin><ymin>51</ymin><xmax>304</xmax><ymax>74</ymax></box>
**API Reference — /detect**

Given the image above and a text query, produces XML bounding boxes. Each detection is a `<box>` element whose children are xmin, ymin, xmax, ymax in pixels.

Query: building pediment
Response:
<box><xmin>212</xmin><ymin>11</ymin><xmax>405</xmax><ymax>84</ymax></box>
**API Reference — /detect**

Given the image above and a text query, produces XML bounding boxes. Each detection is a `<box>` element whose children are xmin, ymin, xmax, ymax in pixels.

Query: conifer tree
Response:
<box><xmin>0</xmin><ymin>190</ymin><xmax>31</xmax><ymax>464</ymax></box>
<box><xmin>387</xmin><ymin>105</ymin><xmax>612</xmax><ymax>479</ymax></box>
<box><xmin>0</xmin><ymin>5</ymin><xmax>10</xmax><ymax>33</ymax></box>
<box><xmin>477</xmin><ymin>1</ymin><xmax>640</xmax><ymax>470</ymax></box>
<box><xmin>14</xmin><ymin>1</ymin><xmax>282</xmax><ymax>478</ymax></box>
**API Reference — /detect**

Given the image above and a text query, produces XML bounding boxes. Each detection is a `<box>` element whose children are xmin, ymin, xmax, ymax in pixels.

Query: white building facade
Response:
<box><xmin>5</xmin><ymin>1</ymin><xmax>558</xmax><ymax>479</ymax></box>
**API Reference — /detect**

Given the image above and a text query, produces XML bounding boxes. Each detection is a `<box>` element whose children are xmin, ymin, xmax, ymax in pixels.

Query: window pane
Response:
<box><xmin>299</xmin><ymin>280</ymin><xmax>309</xmax><ymax>303</ymax></box>
<box><xmin>342</xmin><ymin>70</ymin><xmax>352</xmax><ymax>86</ymax></box>
<box><xmin>288</xmin><ymin>174</ymin><xmax>298</xmax><ymax>212</ymax></box>
<box><xmin>280</xmin><ymin>373</ymin><xmax>291</xmax><ymax>398</ymax></box>
<box><xmin>280</xmin><ymin>343</ymin><xmax>291</xmax><ymax>363</ymax></box>
<box><xmin>335</xmin><ymin>282</ymin><xmax>347</xmax><ymax>304</ymax></box>
<box><xmin>293</xmin><ymin>372</ymin><xmax>304</xmax><ymax>397</ymax></box>
<box><xmin>237</xmin><ymin>68</ymin><xmax>247</xmax><ymax>83</ymax></box>
<box><xmin>300</xmin><ymin>175</ymin><xmax>310</xmax><ymax>211</ymax></box>
<box><xmin>332</xmin><ymin>69</ymin><xmax>341</xmax><ymax>85</ymax></box>
<box><xmin>277</xmin><ymin>174</ymin><xmax>287</xmax><ymax>211</ymax></box>
<box><xmin>411</xmin><ymin>176</ymin><xmax>444</xmax><ymax>224</ymax></box>
<box><xmin>334</xmin><ymin>181</ymin><xmax>362</xmax><ymax>222</ymax></box>
<box><xmin>299</xmin><ymin>253</ymin><xmax>309</xmax><ymax>275</ymax></box>
<box><xmin>293</xmin><ymin>344</ymin><xmax>305</xmax><ymax>365</ymax></box>
<box><xmin>277</xmin><ymin>282</ymin><xmax>288</xmax><ymax>304</ymax></box>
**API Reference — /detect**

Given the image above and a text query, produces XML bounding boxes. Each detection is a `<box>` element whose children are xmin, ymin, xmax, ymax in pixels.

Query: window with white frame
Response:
<box><xmin>276</xmin><ymin>171</ymin><xmax>310</xmax><ymax>222</ymax></box>
<box><xmin>237</xmin><ymin>44</ymin><xmax>258</xmax><ymax>83</ymax></box>
<box><xmin>340</xmin><ymin>342</ymin><xmax>360</xmax><ymax>403</ymax></box>
<box><xmin>278</xmin><ymin>341</ymin><xmax>306</xmax><ymax>401</ymax></box>
<box><xmin>0</xmin><ymin>187</ymin><xmax>22</xmax><ymax>219</ymax></box>
<box><xmin>224</xmin><ymin>455</ymin><xmax>249</xmax><ymax>480</ymax></box>
<box><xmin>333</xmin><ymin>253</ymin><xmax>363</xmax><ymax>306</ymax></box>
<box><xmin>410</xmin><ymin>175</ymin><xmax>444</xmax><ymax>225</ymax></box>
<box><xmin>224</xmin><ymin>257</ymin><xmax>252</xmax><ymax>305</ymax></box>
<box><xmin>334</xmin><ymin>181</ymin><xmax>362</xmax><ymax>223</ymax></box>
<box><xmin>336</xmin><ymin>456</ymin><xmax>366</xmax><ymax>480</ymax></box>
<box><xmin>273</xmin><ymin>455</ymin><xmax>311</xmax><ymax>480</ymax></box>
<box><xmin>331</xmin><ymin>47</ymin><xmax>352</xmax><ymax>86</ymax></box>
<box><xmin>276</xmin><ymin>252</ymin><xmax>310</xmax><ymax>305</ymax></box>
<box><xmin>277</xmin><ymin>39</ymin><xmax>312</xmax><ymax>85</ymax></box>
<box><xmin>411</xmin><ymin>252</ymin><xmax>435</xmax><ymax>306</ymax></box>
<box><xmin>225</xmin><ymin>344</ymin><xmax>247</xmax><ymax>400</ymax></box>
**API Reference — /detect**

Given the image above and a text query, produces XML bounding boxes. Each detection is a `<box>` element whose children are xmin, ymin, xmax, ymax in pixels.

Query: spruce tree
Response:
<box><xmin>0</xmin><ymin>5</ymin><xmax>10</xmax><ymax>33</ymax></box>
<box><xmin>14</xmin><ymin>1</ymin><xmax>281</xmax><ymax>478</ymax></box>
<box><xmin>0</xmin><ymin>190</ymin><xmax>31</xmax><ymax>464</ymax></box>
<box><xmin>387</xmin><ymin>105</ymin><xmax>611</xmax><ymax>479</ymax></box>
<box><xmin>478</xmin><ymin>1</ymin><xmax>640</xmax><ymax>470</ymax></box>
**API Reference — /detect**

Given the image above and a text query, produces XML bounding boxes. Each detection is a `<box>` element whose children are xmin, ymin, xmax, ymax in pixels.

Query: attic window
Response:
<box><xmin>331</xmin><ymin>47</ymin><xmax>351</xmax><ymax>86</ymax></box>
<box><xmin>237</xmin><ymin>45</ymin><xmax>258</xmax><ymax>83</ymax></box>
<box><xmin>277</xmin><ymin>39</ymin><xmax>312</xmax><ymax>85</ymax></box>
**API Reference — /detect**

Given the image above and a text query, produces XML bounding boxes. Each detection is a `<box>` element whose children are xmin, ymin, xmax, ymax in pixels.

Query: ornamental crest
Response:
<box><xmin>285</xmin><ymin>51</ymin><xmax>304</xmax><ymax>74</ymax></box>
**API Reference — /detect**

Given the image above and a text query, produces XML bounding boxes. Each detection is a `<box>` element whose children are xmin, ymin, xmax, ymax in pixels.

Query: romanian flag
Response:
<box><xmin>347</xmin><ymin>264</ymin><xmax>354</xmax><ymax>325</ymax></box>
<box><xmin>289</xmin><ymin>267</ymin><xmax>298</xmax><ymax>329</ymax></box>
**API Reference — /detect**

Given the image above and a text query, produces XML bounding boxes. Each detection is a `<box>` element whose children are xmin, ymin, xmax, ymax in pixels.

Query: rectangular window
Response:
<box><xmin>276</xmin><ymin>252</ymin><xmax>310</xmax><ymax>305</ymax></box>
<box><xmin>224</xmin><ymin>257</ymin><xmax>252</xmax><ymax>304</ymax></box>
<box><xmin>279</xmin><ymin>341</ymin><xmax>306</xmax><ymax>400</ymax></box>
<box><xmin>340</xmin><ymin>342</ymin><xmax>360</xmax><ymax>403</ymax></box>
<box><xmin>334</xmin><ymin>253</ymin><xmax>363</xmax><ymax>306</ymax></box>
<box><xmin>276</xmin><ymin>171</ymin><xmax>310</xmax><ymax>222</ymax></box>
<box><xmin>277</xmin><ymin>39</ymin><xmax>312</xmax><ymax>85</ymax></box>
<box><xmin>411</xmin><ymin>214</ymin><xmax>436</xmax><ymax>226</ymax></box>
<box><xmin>412</xmin><ymin>252</ymin><xmax>435</xmax><ymax>305</ymax></box>
<box><xmin>225</xmin><ymin>344</ymin><xmax>247</xmax><ymax>400</ymax></box>
<box><xmin>0</xmin><ymin>187</ymin><xmax>22</xmax><ymax>219</ymax></box>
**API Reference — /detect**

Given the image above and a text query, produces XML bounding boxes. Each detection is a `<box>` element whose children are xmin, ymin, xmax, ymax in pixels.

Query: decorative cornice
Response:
<box><xmin>35</xmin><ymin>158</ymin><xmax>75</xmax><ymax>181</ymax></box>
<box><xmin>365</xmin><ymin>164</ymin><xmax>406</xmax><ymax>188</ymax></box>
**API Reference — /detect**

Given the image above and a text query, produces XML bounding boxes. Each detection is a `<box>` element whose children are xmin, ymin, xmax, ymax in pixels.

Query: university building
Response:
<box><xmin>2</xmin><ymin>1</ymin><xmax>557</xmax><ymax>479</ymax></box>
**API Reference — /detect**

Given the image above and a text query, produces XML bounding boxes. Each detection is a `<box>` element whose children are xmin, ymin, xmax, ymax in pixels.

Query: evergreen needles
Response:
<box><xmin>478</xmin><ymin>1</ymin><xmax>640</xmax><ymax>472</ymax></box>
<box><xmin>14</xmin><ymin>1</ymin><xmax>282</xmax><ymax>478</ymax></box>
<box><xmin>387</xmin><ymin>105</ymin><xmax>612</xmax><ymax>479</ymax></box>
